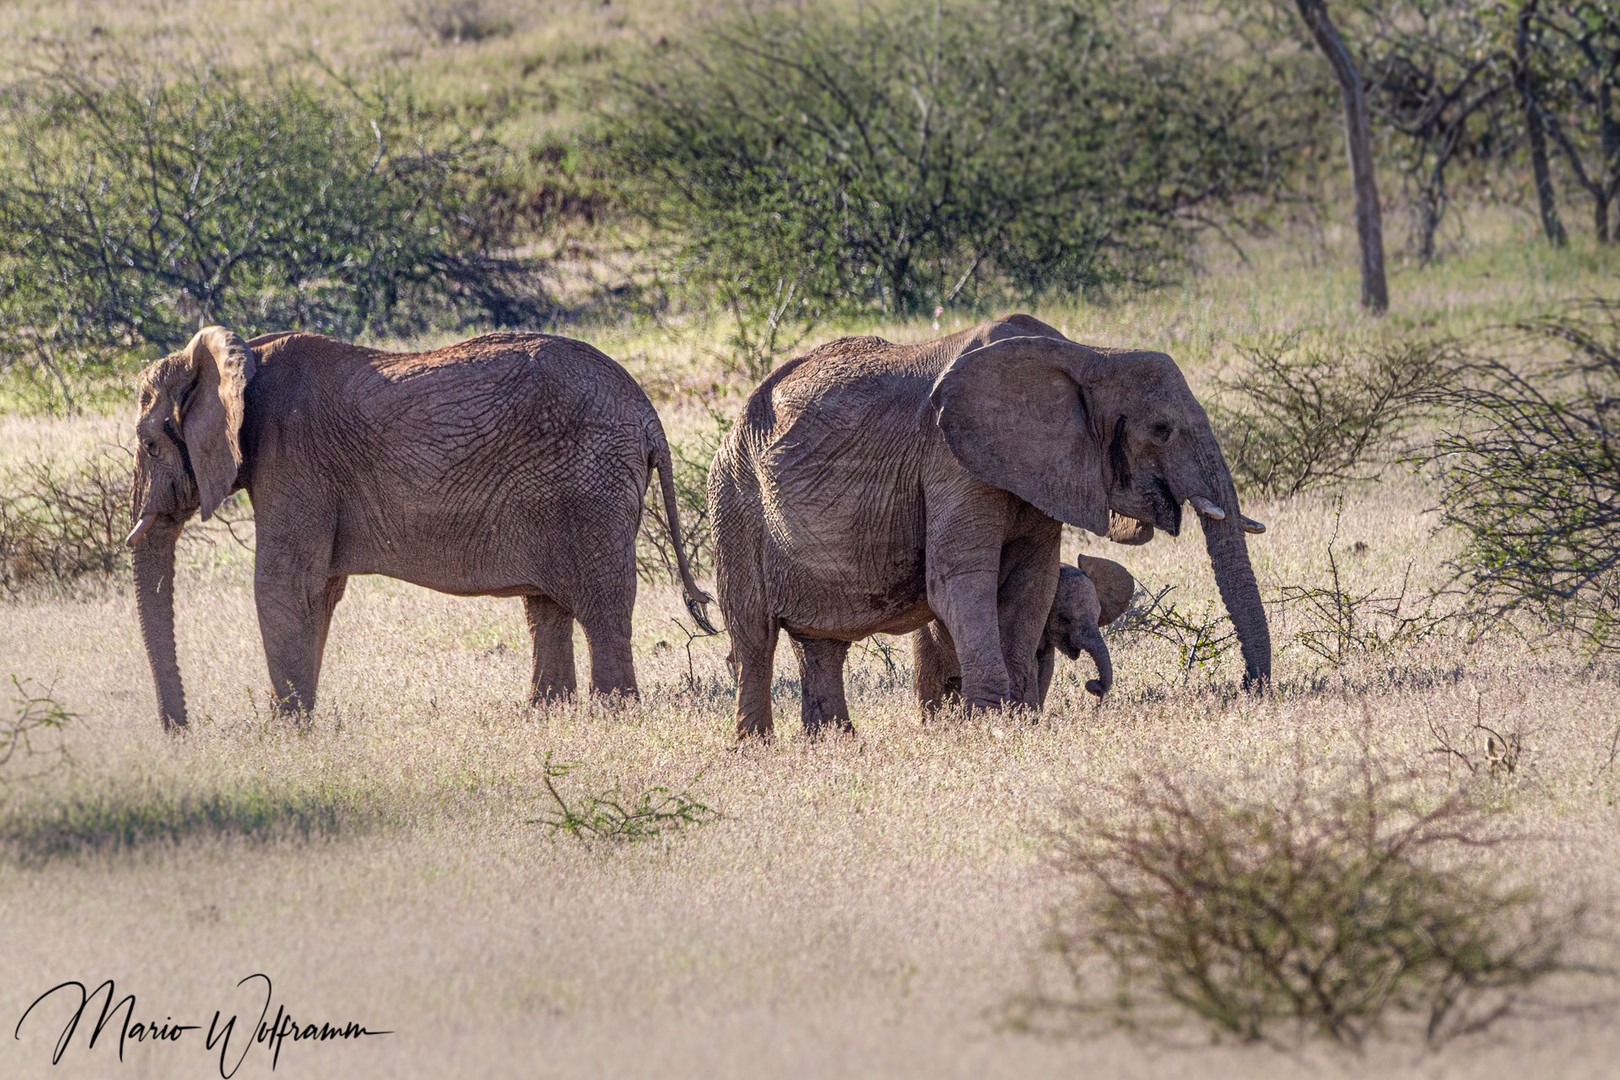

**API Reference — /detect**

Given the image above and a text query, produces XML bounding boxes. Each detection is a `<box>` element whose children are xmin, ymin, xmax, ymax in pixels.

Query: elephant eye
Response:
<box><xmin>142</xmin><ymin>437</ymin><xmax>160</xmax><ymax>457</ymax></box>
<box><xmin>1151</xmin><ymin>422</ymin><xmax>1175</xmax><ymax>442</ymax></box>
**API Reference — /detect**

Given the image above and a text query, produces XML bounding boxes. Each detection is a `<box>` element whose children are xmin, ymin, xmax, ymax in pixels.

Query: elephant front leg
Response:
<box><xmin>997</xmin><ymin>530</ymin><xmax>1062</xmax><ymax>710</ymax></box>
<box><xmin>255</xmin><ymin>567</ymin><xmax>336</xmax><ymax>717</ymax></box>
<box><xmin>926</xmin><ymin>561</ymin><xmax>1010</xmax><ymax>710</ymax></box>
<box><xmin>524</xmin><ymin>594</ymin><xmax>576</xmax><ymax>703</ymax></box>
<box><xmin>789</xmin><ymin>634</ymin><xmax>854</xmax><ymax>736</ymax></box>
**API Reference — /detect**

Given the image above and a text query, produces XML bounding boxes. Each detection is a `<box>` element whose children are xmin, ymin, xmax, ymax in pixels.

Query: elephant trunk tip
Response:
<box><xmin>1085</xmin><ymin>678</ymin><xmax>1109</xmax><ymax>698</ymax></box>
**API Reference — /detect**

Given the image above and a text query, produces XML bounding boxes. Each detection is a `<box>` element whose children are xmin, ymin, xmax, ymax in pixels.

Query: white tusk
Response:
<box><xmin>1241</xmin><ymin>516</ymin><xmax>1267</xmax><ymax>535</ymax></box>
<box><xmin>1189</xmin><ymin>495</ymin><xmax>1226</xmax><ymax>520</ymax></box>
<box><xmin>125</xmin><ymin>516</ymin><xmax>153</xmax><ymax>547</ymax></box>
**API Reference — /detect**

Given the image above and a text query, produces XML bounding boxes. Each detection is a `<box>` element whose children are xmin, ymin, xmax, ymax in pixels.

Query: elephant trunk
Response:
<box><xmin>1081</xmin><ymin>625</ymin><xmax>1114</xmax><ymax>698</ymax></box>
<box><xmin>1193</xmin><ymin>429</ymin><xmax>1272</xmax><ymax>690</ymax></box>
<box><xmin>133</xmin><ymin>519</ymin><xmax>187</xmax><ymax>730</ymax></box>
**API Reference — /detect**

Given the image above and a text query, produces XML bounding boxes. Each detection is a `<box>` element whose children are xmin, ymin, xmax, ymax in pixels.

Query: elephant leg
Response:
<box><xmin>524</xmin><ymin>594</ymin><xmax>576</xmax><ymax>703</ymax></box>
<box><xmin>578</xmin><ymin>605</ymin><xmax>637</xmax><ymax>700</ymax></box>
<box><xmin>255</xmin><ymin>560</ymin><xmax>333</xmax><ymax>717</ymax></box>
<box><xmin>998</xmin><ymin>530</ymin><xmax>1062</xmax><ymax>710</ymax></box>
<box><xmin>1035</xmin><ymin>645</ymin><xmax>1056</xmax><ymax>712</ymax></box>
<box><xmin>912</xmin><ymin>622</ymin><xmax>962</xmax><ymax>718</ymax></box>
<box><xmin>789</xmin><ymin>635</ymin><xmax>853</xmax><ymax>736</ymax></box>
<box><xmin>311</xmin><ymin>575</ymin><xmax>349</xmax><ymax>687</ymax></box>
<box><xmin>926</xmin><ymin>553</ymin><xmax>1009</xmax><ymax>710</ymax></box>
<box><xmin>732</xmin><ymin>616</ymin><xmax>780</xmax><ymax>740</ymax></box>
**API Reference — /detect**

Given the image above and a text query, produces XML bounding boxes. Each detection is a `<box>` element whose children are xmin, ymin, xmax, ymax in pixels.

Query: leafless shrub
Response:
<box><xmin>1429</xmin><ymin>301</ymin><xmax>1620</xmax><ymax>650</ymax></box>
<box><xmin>1428</xmin><ymin>699</ymin><xmax>1526</xmax><ymax>781</ymax></box>
<box><xmin>404</xmin><ymin>0</ymin><xmax>513</xmax><ymax>43</ymax></box>
<box><xmin>1211</xmin><ymin>332</ymin><xmax>1460</xmax><ymax>498</ymax></box>
<box><xmin>1277</xmin><ymin>502</ymin><xmax>1451</xmax><ymax>667</ymax></box>
<box><xmin>0</xmin><ymin>451</ymin><xmax>130</xmax><ymax>597</ymax></box>
<box><xmin>1106</xmin><ymin>582</ymin><xmax>1238</xmax><ymax>678</ymax></box>
<box><xmin>1025</xmin><ymin>749</ymin><xmax>1598</xmax><ymax>1049</ymax></box>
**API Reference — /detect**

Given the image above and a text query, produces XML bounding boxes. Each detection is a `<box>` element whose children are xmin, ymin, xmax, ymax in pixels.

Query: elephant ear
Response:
<box><xmin>180</xmin><ymin>326</ymin><xmax>256</xmax><ymax>520</ymax></box>
<box><xmin>1076</xmin><ymin>554</ymin><xmax>1136</xmax><ymax>627</ymax></box>
<box><xmin>930</xmin><ymin>336</ymin><xmax>1111</xmax><ymax>535</ymax></box>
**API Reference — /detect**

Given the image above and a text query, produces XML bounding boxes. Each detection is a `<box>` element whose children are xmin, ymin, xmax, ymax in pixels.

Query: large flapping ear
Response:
<box><xmin>180</xmin><ymin>326</ymin><xmax>256</xmax><ymax>520</ymax></box>
<box><xmin>1076</xmin><ymin>553</ymin><xmax>1136</xmax><ymax>627</ymax></box>
<box><xmin>930</xmin><ymin>335</ymin><xmax>1115</xmax><ymax>535</ymax></box>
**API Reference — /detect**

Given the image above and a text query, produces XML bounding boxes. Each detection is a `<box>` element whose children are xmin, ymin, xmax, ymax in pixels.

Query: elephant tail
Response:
<box><xmin>647</xmin><ymin>418</ymin><xmax>718</xmax><ymax>634</ymax></box>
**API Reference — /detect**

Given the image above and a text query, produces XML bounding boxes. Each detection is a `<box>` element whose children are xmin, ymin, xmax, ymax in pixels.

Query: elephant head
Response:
<box><xmin>930</xmin><ymin>328</ymin><xmax>1271</xmax><ymax>689</ymax></box>
<box><xmin>1044</xmin><ymin>555</ymin><xmax>1134</xmax><ymax>698</ymax></box>
<box><xmin>128</xmin><ymin>326</ymin><xmax>256</xmax><ymax>729</ymax></box>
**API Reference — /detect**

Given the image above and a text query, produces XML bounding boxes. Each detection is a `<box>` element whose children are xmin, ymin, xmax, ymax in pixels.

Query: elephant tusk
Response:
<box><xmin>1241</xmin><ymin>515</ymin><xmax>1267</xmax><ymax>535</ymax></box>
<box><xmin>1189</xmin><ymin>495</ymin><xmax>1227</xmax><ymax>520</ymax></box>
<box><xmin>125</xmin><ymin>516</ymin><xmax>153</xmax><ymax>547</ymax></box>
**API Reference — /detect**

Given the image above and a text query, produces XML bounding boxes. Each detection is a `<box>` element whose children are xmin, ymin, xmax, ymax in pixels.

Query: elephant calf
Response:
<box><xmin>129</xmin><ymin>327</ymin><xmax>712</xmax><ymax>729</ymax></box>
<box><xmin>913</xmin><ymin>555</ymin><xmax>1135</xmax><ymax>715</ymax></box>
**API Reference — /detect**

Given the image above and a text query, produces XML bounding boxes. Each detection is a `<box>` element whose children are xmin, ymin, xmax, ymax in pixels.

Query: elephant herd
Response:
<box><xmin>127</xmin><ymin>315</ymin><xmax>1270</xmax><ymax>738</ymax></box>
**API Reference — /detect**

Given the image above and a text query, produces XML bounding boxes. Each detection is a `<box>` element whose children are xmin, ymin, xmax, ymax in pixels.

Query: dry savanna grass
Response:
<box><xmin>3</xmin><ymin>221</ymin><xmax>1620</xmax><ymax>1077</ymax></box>
<box><xmin>3</xmin><ymin>4</ymin><xmax>1620</xmax><ymax>1071</ymax></box>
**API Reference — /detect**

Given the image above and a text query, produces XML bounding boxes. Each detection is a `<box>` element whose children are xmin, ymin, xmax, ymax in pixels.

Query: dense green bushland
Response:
<box><xmin>0</xmin><ymin>59</ymin><xmax>547</xmax><ymax>407</ymax></box>
<box><xmin>596</xmin><ymin>0</ymin><xmax>1304</xmax><ymax>369</ymax></box>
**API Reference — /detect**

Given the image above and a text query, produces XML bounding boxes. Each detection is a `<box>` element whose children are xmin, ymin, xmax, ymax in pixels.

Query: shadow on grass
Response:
<box><xmin>0</xmin><ymin>778</ymin><xmax>400</xmax><ymax>864</ymax></box>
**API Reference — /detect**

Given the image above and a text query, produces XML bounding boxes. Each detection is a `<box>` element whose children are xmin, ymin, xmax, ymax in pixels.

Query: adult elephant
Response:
<box><xmin>129</xmin><ymin>326</ymin><xmax>712</xmax><ymax>730</ymax></box>
<box><xmin>708</xmin><ymin>314</ymin><xmax>1267</xmax><ymax>739</ymax></box>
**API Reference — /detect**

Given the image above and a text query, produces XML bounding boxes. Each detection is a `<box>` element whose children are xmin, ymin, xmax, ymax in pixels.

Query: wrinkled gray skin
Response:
<box><xmin>708</xmin><ymin>314</ymin><xmax>1269</xmax><ymax>740</ymax></box>
<box><xmin>914</xmin><ymin>554</ymin><xmax>1135</xmax><ymax>714</ymax></box>
<box><xmin>130</xmin><ymin>327</ymin><xmax>712</xmax><ymax>730</ymax></box>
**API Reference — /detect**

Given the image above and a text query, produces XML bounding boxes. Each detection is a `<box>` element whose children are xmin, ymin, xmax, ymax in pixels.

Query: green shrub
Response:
<box><xmin>597</xmin><ymin>0</ymin><xmax>1286</xmax><ymax>369</ymax></box>
<box><xmin>1029</xmin><ymin>754</ymin><xmax>1591</xmax><ymax>1048</ymax></box>
<box><xmin>1431</xmin><ymin>301</ymin><xmax>1620</xmax><ymax>648</ymax></box>
<box><xmin>0</xmin><ymin>677</ymin><xmax>73</xmax><ymax>783</ymax></box>
<box><xmin>1211</xmin><ymin>333</ymin><xmax>1459</xmax><ymax>498</ymax></box>
<box><xmin>0</xmin><ymin>58</ymin><xmax>547</xmax><ymax>401</ymax></box>
<box><xmin>530</xmin><ymin>753</ymin><xmax>717</xmax><ymax>843</ymax></box>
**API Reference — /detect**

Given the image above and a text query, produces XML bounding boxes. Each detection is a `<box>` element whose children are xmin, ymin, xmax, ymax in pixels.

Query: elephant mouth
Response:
<box><xmin>1058</xmin><ymin>643</ymin><xmax>1083</xmax><ymax>661</ymax></box>
<box><xmin>1148</xmin><ymin>476</ymin><xmax>1182</xmax><ymax>536</ymax></box>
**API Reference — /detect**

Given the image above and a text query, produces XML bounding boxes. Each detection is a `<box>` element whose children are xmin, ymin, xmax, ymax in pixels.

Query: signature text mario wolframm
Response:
<box><xmin>14</xmin><ymin>974</ymin><xmax>390</xmax><ymax>1076</ymax></box>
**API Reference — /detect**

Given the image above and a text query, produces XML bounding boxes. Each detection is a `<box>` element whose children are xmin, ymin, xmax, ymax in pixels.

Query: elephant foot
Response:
<box><xmin>735</xmin><ymin>716</ymin><xmax>775</xmax><ymax>742</ymax></box>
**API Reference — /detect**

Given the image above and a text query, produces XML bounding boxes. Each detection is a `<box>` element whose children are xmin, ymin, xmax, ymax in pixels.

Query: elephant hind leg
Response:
<box><xmin>790</xmin><ymin>634</ymin><xmax>854</xmax><ymax>736</ymax></box>
<box><xmin>578</xmin><ymin>605</ymin><xmax>638</xmax><ymax>700</ymax></box>
<box><xmin>912</xmin><ymin>621</ymin><xmax>962</xmax><ymax>719</ymax></box>
<box><xmin>732</xmin><ymin>616</ymin><xmax>780</xmax><ymax>740</ymax></box>
<box><xmin>524</xmin><ymin>594</ymin><xmax>576</xmax><ymax>703</ymax></box>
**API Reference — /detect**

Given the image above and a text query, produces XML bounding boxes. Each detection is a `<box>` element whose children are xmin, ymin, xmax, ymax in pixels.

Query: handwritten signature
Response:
<box><xmin>15</xmin><ymin>974</ymin><xmax>390</xmax><ymax>1077</ymax></box>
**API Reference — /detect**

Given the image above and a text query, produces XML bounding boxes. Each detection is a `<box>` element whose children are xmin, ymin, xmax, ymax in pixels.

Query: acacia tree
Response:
<box><xmin>1295</xmin><ymin>0</ymin><xmax>1390</xmax><ymax>311</ymax></box>
<box><xmin>1361</xmin><ymin>2</ymin><xmax>1509</xmax><ymax>263</ymax></box>
<box><xmin>1528</xmin><ymin>1</ymin><xmax>1620</xmax><ymax>242</ymax></box>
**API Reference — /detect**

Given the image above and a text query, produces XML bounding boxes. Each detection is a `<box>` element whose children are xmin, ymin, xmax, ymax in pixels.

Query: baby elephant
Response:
<box><xmin>914</xmin><ymin>554</ymin><xmax>1135</xmax><ymax>714</ymax></box>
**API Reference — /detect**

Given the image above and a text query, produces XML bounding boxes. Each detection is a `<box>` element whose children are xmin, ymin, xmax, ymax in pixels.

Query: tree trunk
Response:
<box><xmin>1517</xmin><ymin>0</ymin><xmax>1568</xmax><ymax>246</ymax></box>
<box><xmin>1295</xmin><ymin>0</ymin><xmax>1389</xmax><ymax>313</ymax></box>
